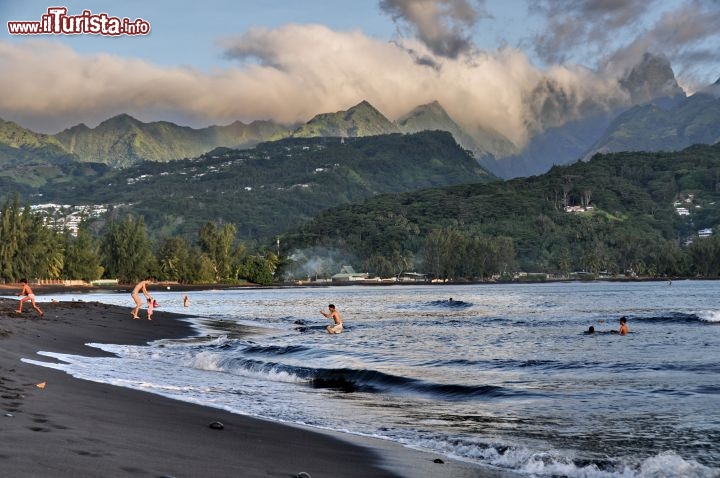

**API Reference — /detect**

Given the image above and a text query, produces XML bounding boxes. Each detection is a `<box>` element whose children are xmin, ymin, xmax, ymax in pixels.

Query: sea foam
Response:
<box><xmin>696</xmin><ymin>310</ymin><xmax>720</xmax><ymax>323</ymax></box>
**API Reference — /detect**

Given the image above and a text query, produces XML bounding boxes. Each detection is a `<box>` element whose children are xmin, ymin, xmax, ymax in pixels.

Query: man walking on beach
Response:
<box><xmin>320</xmin><ymin>304</ymin><xmax>343</xmax><ymax>334</ymax></box>
<box><xmin>131</xmin><ymin>278</ymin><xmax>154</xmax><ymax>320</ymax></box>
<box><xmin>16</xmin><ymin>279</ymin><xmax>43</xmax><ymax>317</ymax></box>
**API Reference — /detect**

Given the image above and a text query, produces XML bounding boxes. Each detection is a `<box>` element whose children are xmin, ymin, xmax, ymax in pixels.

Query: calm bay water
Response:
<box><xmin>19</xmin><ymin>281</ymin><xmax>720</xmax><ymax>477</ymax></box>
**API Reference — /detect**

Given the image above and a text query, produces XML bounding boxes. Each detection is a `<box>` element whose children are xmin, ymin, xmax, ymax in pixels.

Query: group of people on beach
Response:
<box><xmin>131</xmin><ymin>278</ymin><xmax>344</xmax><ymax>333</ymax></box>
<box><xmin>22</xmin><ymin>276</ymin><xmax>642</xmax><ymax>339</ymax></box>
<box><xmin>127</xmin><ymin>279</ymin><xmax>347</xmax><ymax>332</ymax></box>
<box><xmin>22</xmin><ymin>277</ymin><xmax>644</xmax><ymax>340</ymax></box>
<box><xmin>129</xmin><ymin>278</ymin><xmax>190</xmax><ymax>320</ymax></box>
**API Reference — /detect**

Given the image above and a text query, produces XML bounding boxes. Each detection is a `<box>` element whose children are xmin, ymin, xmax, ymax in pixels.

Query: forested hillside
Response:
<box><xmin>281</xmin><ymin>143</ymin><xmax>720</xmax><ymax>280</ymax></box>
<box><xmin>22</xmin><ymin>131</ymin><xmax>495</xmax><ymax>241</ymax></box>
<box><xmin>4</xmin><ymin>142</ymin><xmax>720</xmax><ymax>284</ymax></box>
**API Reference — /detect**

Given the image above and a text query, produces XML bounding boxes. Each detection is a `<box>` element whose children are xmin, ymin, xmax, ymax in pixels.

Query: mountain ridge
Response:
<box><xmin>584</xmin><ymin>92</ymin><xmax>720</xmax><ymax>158</ymax></box>
<box><xmin>54</xmin><ymin>114</ymin><xmax>291</xmax><ymax>168</ymax></box>
<box><xmin>2</xmin><ymin>53</ymin><xmax>719</xmax><ymax>177</ymax></box>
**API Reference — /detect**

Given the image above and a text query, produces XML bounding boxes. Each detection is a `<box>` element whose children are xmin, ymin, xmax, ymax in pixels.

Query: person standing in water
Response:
<box><xmin>131</xmin><ymin>278</ymin><xmax>154</xmax><ymax>320</ymax></box>
<box><xmin>320</xmin><ymin>304</ymin><xmax>343</xmax><ymax>334</ymax></box>
<box><xmin>16</xmin><ymin>279</ymin><xmax>43</xmax><ymax>317</ymax></box>
<box><xmin>618</xmin><ymin>316</ymin><xmax>629</xmax><ymax>335</ymax></box>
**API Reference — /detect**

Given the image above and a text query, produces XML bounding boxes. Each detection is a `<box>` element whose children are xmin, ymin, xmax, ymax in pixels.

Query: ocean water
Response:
<box><xmin>18</xmin><ymin>281</ymin><xmax>720</xmax><ymax>477</ymax></box>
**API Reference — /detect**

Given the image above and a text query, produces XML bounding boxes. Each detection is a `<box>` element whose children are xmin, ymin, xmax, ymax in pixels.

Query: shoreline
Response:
<box><xmin>0</xmin><ymin>274</ymin><xmax>694</xmax><ymax>297</ymax></box>
<box><xmin>0</xmin><ymin>297</ymin><xmax>507</xmax><ymax>477</ymax></box>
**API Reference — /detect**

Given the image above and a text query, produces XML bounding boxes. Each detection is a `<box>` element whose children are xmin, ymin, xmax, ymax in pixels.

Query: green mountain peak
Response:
<box><xmin>292</xmin><ymin>100</ymin><xmax>400</xmax><ymax>138</ymax></box>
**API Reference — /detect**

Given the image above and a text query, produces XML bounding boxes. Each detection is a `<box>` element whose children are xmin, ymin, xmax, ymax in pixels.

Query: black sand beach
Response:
<box><xmin>0</xmin><ymin>293</ymin><xmax>502</xmax><ymax>478</ymax></box>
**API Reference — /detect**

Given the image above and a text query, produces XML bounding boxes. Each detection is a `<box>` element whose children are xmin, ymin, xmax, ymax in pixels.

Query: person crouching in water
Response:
<box><xmin>320</xmin><ymin>304</ymin><xmax>343</xmax><ymax>334</ymax></box>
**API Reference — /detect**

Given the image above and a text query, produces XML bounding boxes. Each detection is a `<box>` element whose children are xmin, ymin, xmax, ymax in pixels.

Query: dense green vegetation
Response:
<box><xmin>280</xmin><ymin>143</ymin><xmax>720</xmax><ymax>280</ymax></box>
<box><xmin>29</xmin><ymin>131</ymin><xmax>494</xmax><ymax>241</ymax></box>
<box><xmin>0</xmin><ymin>196</ymin><xmax>279</xmax><ymax>285</ymax></box>
<box><xmin>0</xmin><ymin>197</ymin><xmax>64</xmax><ymax>281</ymax></box>
<box><xmin>3</xmin><ymin>134</ymin><xmax>720</xmax><ymax>284</ymax></box>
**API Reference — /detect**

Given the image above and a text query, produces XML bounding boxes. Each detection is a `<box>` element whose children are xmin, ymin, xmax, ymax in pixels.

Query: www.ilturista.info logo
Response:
<box><xmin>7</xmin><ymin>7</ymin><xmax>150</xmax><ymax>36</ymax></box>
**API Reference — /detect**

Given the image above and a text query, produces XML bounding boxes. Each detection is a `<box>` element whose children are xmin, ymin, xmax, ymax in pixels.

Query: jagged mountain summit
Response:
<box><xmin>620</xmin><ymin>52</ymin><xmax>686</xmax><ymax>106</ymax></box>
<box><xmin>291</xmin><ymin>100</ymin><xmax>400</xmax><ymax>138</ymax></box>
<box><xmin>290</xmin><ymin>99</ymin><xmax>517</xmax><ymax>161</ymax></box>
<box><xmin>396</xmin><ymin>100</ymin><xmax>517</xmax><ymax>160</ymax></box>
<box><xmin>397</xmin><ymin>100</ymin><xmax>458</xmax><ymax>133</ymax></box>
<box><xmin>579</xmin><ymin>55</ymin><xmax>713</xmax><ymax>158</ymax></box>
<box><xmin>479</xmin><ymin>53</ymin><xmax>703</xmax><ymax>178</ymax></box>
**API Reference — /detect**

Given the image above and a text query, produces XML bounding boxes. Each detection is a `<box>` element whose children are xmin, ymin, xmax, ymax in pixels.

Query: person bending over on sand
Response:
<box><xmin>618</xmin><ymin>316</ymin><xmax>629</xmax><ymax>335</ymax></box>
<box><xmin>131</xmin><ymin>278</ymin><xmax>154</xmax><ymax>320</ymax></box>
<box><xmin>16</xmin><ymin>279</ymin><xmax>43</xmax><ymax>317</ymax></box>
<box><xmin>320</xmin><ymin>304</ymin><xmax>343</xmax><ymax>334</ymax></box>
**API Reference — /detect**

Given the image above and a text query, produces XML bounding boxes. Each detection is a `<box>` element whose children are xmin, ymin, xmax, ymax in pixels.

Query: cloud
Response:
<box><xmin>379</xmin><ymin>0</ymin><xmax>490</xmax><ymax>58</ymax></box>
<box><xmin>0</xmin><ymin>23</ymin><xmax>631</xmax><ymax>148</ymax></box>
<box><xmin>529</xmin><ymin>0</ymin><xmax>720</xmax><ymax>90</ymax></box>
<box><xmin>605</xmin><ymin>0</ymin><xmax>720</xmax><ymax>91</ymax></box>
<box><xmin>530</xmin><ymin>0</ymin><xmax>652</xmax><ymax>65</ymax></box>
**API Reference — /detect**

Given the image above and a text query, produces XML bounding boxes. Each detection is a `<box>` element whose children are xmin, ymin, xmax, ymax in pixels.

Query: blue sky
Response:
<box><xmin>1</xmin><ymin>0</ymin><xmax>718</xmax><ymax>140</ymax></box>
<box><xmin>2</xmin><ymin>1</ymin><xmax>539</xmax><ymax>70</ymax></box>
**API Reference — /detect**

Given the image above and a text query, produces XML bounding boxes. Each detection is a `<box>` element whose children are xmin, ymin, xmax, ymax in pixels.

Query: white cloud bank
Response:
<box><xmin>0</xmin><ymin>28</ymin><xmax>624</xmax><ymax>147</ymax></box>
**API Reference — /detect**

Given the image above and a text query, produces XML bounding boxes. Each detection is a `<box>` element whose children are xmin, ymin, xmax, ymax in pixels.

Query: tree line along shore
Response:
<box><xmin>2</xmin><ymin>189</ymin><xmax>720</xmax><ymax>288</ymax></box>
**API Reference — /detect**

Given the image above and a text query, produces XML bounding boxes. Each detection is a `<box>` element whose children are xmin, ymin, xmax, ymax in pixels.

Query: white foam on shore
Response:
<box><xmin>21</xmin><ymin>351</ymin><xmax>720</xmax><ymax>478</ymax></box>
<box><xmin>21</xmin><ymin>351</ymin><xmax>509</xmax><ymax>478</ymax></box>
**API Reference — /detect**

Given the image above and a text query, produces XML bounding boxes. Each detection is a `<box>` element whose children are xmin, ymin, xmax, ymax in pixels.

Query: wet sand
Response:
<box><xmin>0</xmin><ymin>296</ymin><xmax>504</xmax><ymax>477</ymax></box>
